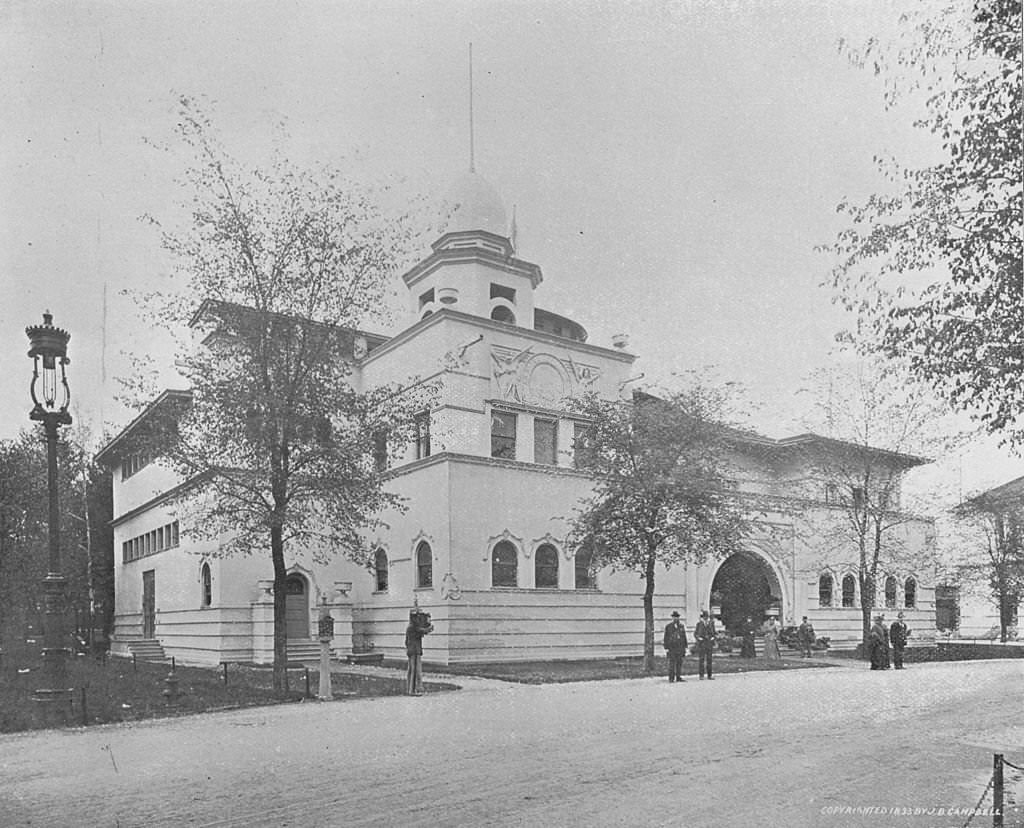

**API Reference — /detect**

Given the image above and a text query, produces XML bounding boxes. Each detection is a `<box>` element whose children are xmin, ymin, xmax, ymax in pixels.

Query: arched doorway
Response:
<box><xmin>710</xmin><ymin>551</ymin><xmax>783</xmax><ymax>634</ymax></box>
<box><xmin>285</xmin><ymin>574</ymin><xmax>309</xmax><ymax>640</ymax></box>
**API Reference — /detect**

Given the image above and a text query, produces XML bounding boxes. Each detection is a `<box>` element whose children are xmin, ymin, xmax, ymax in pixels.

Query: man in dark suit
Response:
<box><xmin>662</xmin><ymin>611</ymin><xmax>688</xmax><ymax>682</ymax></box>
<box><xmin>869</xmin><ymin>614</ymin><xmax>889</xmax><ymax>670</ymax></box>
<box><xmin>889</xmin><ymin>611</ymin><xmax>910</xmax><ymax>669</ymax></box>
<box><xmin>405</xmin><ymin>608</ymin><xmax>434</xmax><ymax>695</ymax></box>
<box><xmin>694</xmin><ymin>609</ymin><xmax>716</xmax><ymax>680</ymax></box>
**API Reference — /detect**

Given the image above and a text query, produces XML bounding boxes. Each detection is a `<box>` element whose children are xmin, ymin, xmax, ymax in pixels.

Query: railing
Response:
<box><xmin>962</xmin><ymin>753</ymin><xmax>1022</xmax><ymax>828</ymax></box>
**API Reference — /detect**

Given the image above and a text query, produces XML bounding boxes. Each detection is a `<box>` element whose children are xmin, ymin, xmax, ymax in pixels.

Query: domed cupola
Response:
<box><xmin>400</xmin><ymin>168</ymin><xmax>541</xmax><ymax>325</ymax></box>
<box><xmin>445</xmin><ymin>170</ymin><xmax>508</xmax><ymax>237</ymax></box>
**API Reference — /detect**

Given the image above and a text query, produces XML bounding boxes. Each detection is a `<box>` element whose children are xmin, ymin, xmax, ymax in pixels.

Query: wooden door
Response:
<box><xmin>285</xmin><ymin>575</ymin><xmax>308</xmax><ymax>640</ymax></box>
<box><xmin>142</xmin><ymin>570</ymin><xmax>156</xmax><ymax>638</ymax></box>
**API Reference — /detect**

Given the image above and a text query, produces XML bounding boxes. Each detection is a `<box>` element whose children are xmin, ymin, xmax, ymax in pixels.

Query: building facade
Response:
<box><xmin>97</xmin><ymin>173</ymin><xmax>938</xmax><ymax>665</ymax></box>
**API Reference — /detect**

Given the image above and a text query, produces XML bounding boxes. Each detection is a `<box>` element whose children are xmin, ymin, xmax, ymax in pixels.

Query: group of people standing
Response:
<box><xmin>663</xmin><ymin>611</ymin><xmax>819</xmax><ymax>682</ymax></box>
<box><xmin>663</xmin><ymin>610</ymin><xmax>718</xmax><ymax>680</ymax></box>
<box><xmin>869</xmin><ymin>611</ymin><xmax>911</xmax><ymax>670</ymax></box>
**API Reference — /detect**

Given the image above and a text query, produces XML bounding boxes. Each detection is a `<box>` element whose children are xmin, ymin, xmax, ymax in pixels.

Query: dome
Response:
<box><xmin>445</xmin><ymin>171</ymin><xmax>508</xmax><ymax>236</ymax></box>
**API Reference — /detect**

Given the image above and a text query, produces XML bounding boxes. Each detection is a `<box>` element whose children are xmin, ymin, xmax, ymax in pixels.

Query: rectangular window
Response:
<box><xmin>824</xmin><ymin>483</ymin><xmax>839</xmax><ymax>505</ymax></box>
<box><xmin>372</xmin><ymin>430</ymin><xmax>388</xmax><ymax>472</ymax></box>
<box><xmin>490</xmin><ymin>411</ymin><xmax>517</xmax><ymax>460</ymax></box>
<box><xmin>489</xmin><ymin>283</ymin><xmax>516</xmax><ymax>303</ymax></box>
<box><xmin>573</xmin><ymin>423</ymin><xmax>592</xmax><ymax>470</ymax></box>
<box><xmin>415</xmin><ymin>411</ymin><xmax>431</xmax><ymax>460</ymax></box>
<box><xmin>852</xmin><ymin>487</ymin><xmax>867</xmax><ymax>510</ymax></box>
<box><xmin>157</xmin><ymin>526</ymin><xmax>165</xmax><ymax>551</ymax></box>
<box><xmin>170</xmin><ymin>521</ymin><xmax>179</xmax><ymax>547</ymax></box>
<box><xmin>534</xmin><ymin>418</ymin><xmax>557</xmax><ymax>465</ymax></box>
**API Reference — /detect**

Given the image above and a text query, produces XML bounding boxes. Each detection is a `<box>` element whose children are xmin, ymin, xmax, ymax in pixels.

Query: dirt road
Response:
<box><xmin>1</xmin><ymin>659</ymin><xmax>1021</xmax><ymax>827</ymax></box>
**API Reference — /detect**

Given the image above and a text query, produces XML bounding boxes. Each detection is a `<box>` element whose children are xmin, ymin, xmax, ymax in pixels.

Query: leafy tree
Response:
<box><xmin>129</xmin><ymin>98</ymin><xmax>429</xmax><ymax>693</ymax></box>
<box><xmin>0</xmin><ymin>429</ymin><xmax>111</xmax><ymax>658</ymax></box>
<box><xmin>952</xmin><ymin>486</ymin><xmax>1024</xmax><ymax>641</ymax></box>
<box><xmin>826</xmin><ymin>0</ymin><xmax>1023</xmax><ymax>442</ymax></box>
<box><xmin>798</xmin><ymin>362</ymin><xmax>952</xmax><ymax>649</ymax></box>
<box><xmin>566</xmin><ymin>385</ymin><xmax>750</xmax><ymax>673</ymax></box>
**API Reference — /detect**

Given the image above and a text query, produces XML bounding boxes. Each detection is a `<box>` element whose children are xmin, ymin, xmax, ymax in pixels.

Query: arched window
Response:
<box><xmin>535</xmin><ymin>544</ymin><xmax>559</xmax><ymax>589</ymax></box>
<box><xmin>374</xmin><ymin>549</ymin><xmax>389</xmax><ymax>592</ymax></box>
<box><xmin>200</xmin><ymin>562</ymin><xmax>212</xmax><ymax>608</ymax></box>
<box><xmin>575</xmin><ymin>546</ymin><xmax>597</xmax><ymax>590</ymax></box>
<box><xmin>490</xmin><ymin>306</ymin><xmax>516</xmax><ymax>325</ymax></box>
<box><xmin>905</xmin><ymin>576</ymin><xmax>917</xmax><ymax>609</ymax></box>
<box><xmin>818</xmin><ymin>573</ymin><xmax>833</xmax><ymax>608</ymax></box>
<box><xmin>842</xmin><ymin>574</ymin><xmax>856</xmax><ymax>608</ymax></box>
<box><xmin>885</xmin><ymin>575</ymin><xmax>898</xmax><ymax>608</ymax></box>
<box><xmin>416</xmin><ymin>541</ymin><xmax>432</xmax><ymax>589</ymax></box>
<box><xmin>492</xmin><ymin>540</ymin><xmax>518</xmax><ymax>587</ymax></box>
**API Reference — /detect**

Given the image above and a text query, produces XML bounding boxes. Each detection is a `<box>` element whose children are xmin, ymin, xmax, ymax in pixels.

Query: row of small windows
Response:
<box><xmin>121</xmin><ymin>450</ymin><xmax>152</xmax><ymax>481</ymax></box>
<box><xmin>123</xmin><ymin>520</ymin><xmax>180</xmax><ymax>563</ymax></box>
<box><xmin>492</xmin><ymin>541</ymin><xmax>597</xmax><ymax>590</ymax></box>
<box><xmin>373</xmin><ymin>410</ymin><xmax>591</xmax><ymax>471</ymax></box>
<box><xmin>491</xmin><ymin>413</ymin><xmax>591</xmax><ymax>468</ymax></box>
<box><xmin>818</xmin><ymin>572</ymin><xmax>917</xmax><ymax>609</ymax></box>
<box><xmin>371</xmin><ymin>541</ymin><xmax>598</xmax><ymax>592</ymax></box>
<box><xmin>374</xmin><ymin>541</ymin><xmax>434</xmax><ymax>593</ymax></box>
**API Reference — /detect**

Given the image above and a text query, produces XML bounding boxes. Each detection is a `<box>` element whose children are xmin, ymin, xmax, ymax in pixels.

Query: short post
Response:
<box><xmin>171</xmin><ymin>656</ymin><xmax>176</xmax><ymax>672</ymax></box>
<box><xmin>132</xmin><ymin>652</ymin><xmax>137</xmax><ymax>673</ymax></box>
<box><xmin>162</xmin><ymin>671</ymin><xmax>180</xmax><ymax>706</ymax></box>
<box><xmin>317</xmin><ymin>608</ymin><xmax>335</xmax><ymax>701</ymax></box>
<box><xmin>222</xmin><ymin>662</ymin><xmax>228</xmax><ymax>685</ymax></box>
<box><xmin>80</xmin><ymin>687</ymin><xmax>87</xmax><ymax>726</ymax></box>
<box><xmin>304</xmin><ymin>667</ymin><xmax>310</xmax><ymax>699</ymax></box>
<box><xmin>993</xmin><ymin>753</ymin><xmax>1003</xmax><ymax>828</ymax></box>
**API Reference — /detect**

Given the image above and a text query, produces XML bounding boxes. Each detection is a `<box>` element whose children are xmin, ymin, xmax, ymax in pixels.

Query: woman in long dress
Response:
<box><xmin>763</xmin><ymin>617</ymin><xmax>782</xmax><ymax>660</ymax></box>
<box><xmin>740</xmin><ymin>616</ymin><xmax>757</xmax><ymax>658</ymax></box>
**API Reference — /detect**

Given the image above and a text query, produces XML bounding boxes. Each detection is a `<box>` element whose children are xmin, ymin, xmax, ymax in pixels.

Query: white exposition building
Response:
<box><xmin>96</xmin><ymin>171</ymin><xmax>938</xmax><ymax>665</ymax></box>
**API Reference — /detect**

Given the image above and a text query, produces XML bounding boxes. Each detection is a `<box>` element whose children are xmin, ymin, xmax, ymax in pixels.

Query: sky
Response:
<box><xmin>1</xmin><ymin>0</ymin><xmax>1019</xmax><ymax>494</ymax></box>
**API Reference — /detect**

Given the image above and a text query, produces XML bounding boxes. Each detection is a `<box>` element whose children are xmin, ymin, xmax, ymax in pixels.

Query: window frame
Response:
<box><xmin>904</xmin><ymin>576</ymin><xmax>917</xmax><ymax>609</ymax></box>
<box><xmin>374</xmin><ymin>549</ymin><xmax>389</xmax><ymax>592</ymax></box>
<box><xmin>841</xmin><ymin>574</ymin><xmax>856</xmax><ymax>608</ymax></box>
<box><xmin>200</xmin><ymin>562</ymin><xmax>212</xmax><ymax>608</ymax></box>
<box><xmin>534</xmin><ymin>544</ymin><xmax>559</xmax><ymax>589</ymax></box>
<box><xmin>490</xmin><ymin>411</ymin><xmax>517</xmax><ymax>460</ymax></box>
<box><xmin>491</xmin><ymin>540</ymin><xmax>518</xmax><ymax>588</ymax></box>
<box><xmin>533</xmin><ymin>418</ymin><xmax>557</xmax><ymax>466</ymax></box>
<box><xmin>818</xmin><ymin>572</ymin><xmax>833</xmax><ymax>608</ymax></box>
<box><xmin>415</xmin><ymin>541</ymin><xmax>433</xmax><ymax>589</ymax></box>
<box><xmin>414</xmin><ymin>410</ymin><xmax>431</xmax><ymax>460</ymax></box>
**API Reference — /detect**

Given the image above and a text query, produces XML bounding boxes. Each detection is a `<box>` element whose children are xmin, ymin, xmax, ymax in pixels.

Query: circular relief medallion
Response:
<box><xmin>527</xmin><ymin>359</ymin><xmax>567</xmax><ymax>407</ymax></box>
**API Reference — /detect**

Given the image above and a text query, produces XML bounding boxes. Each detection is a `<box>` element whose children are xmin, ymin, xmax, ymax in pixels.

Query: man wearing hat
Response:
<box><xmin>662</xmin><ymin>611</ymin><xmax>688</xmax><ymax>683</ymax></box>
<box><xmin>694</xmin><ymin>609</ymin><xmax>717</xmax><ymax>680</ymax></box>
<box><xmin>889</xmin><ymin>611</ymin><xmax>910</xmax><ymax>669</ymax></box>
<box><xmin>868</xmin><ymin>613</ymin><xmax>889</xmax><ymax>670</ymax></box>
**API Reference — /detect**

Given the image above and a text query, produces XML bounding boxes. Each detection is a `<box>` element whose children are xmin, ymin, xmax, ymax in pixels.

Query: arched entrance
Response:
<box><xmin>710</xmin><ymin>551</ymin><xmax>783</xmax><ymax>634</ymax></box>
<box><xmin>285</xmin><ymin>574</ymin><xmax>309</xmax><ymax>640</ymax></box>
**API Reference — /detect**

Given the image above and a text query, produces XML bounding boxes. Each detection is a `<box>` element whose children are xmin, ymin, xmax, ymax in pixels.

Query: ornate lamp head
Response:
<box><xmin>27</xmin><ymin>312</ymin><xmax>71</xmax><ymax>423</ymax></box>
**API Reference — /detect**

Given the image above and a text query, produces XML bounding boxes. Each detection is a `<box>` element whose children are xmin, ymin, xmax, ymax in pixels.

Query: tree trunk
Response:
<box><xmin>860</xmin><ymin>572</ymin><xmax>874</xmax><ymax>659</ymax></box>
<box><xmin>642</xmin><ymin>555</ymin><xmax>656</xmax><ymax>674</ymax></box>
<box><xmin>271</xmin><ymin>523</ymin><xmax>289</xmax><ymax>696</ymax></box>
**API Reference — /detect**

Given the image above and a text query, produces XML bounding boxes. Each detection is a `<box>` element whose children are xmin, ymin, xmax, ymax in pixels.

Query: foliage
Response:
<box><xmin>826</xmin><ymin>0</ymin><xmax>1023</xmax><ymax>442</ymax></box>
<box><xmin>0</xmin><ymin>429</ymin><xmax>112</xmax><ymax>652</ymax></box>
<box><xmin>127</xmin><ymin>97</ymin><xmax>431</xmax><ymax>693</ymax></box>
<box><xmin>798</xmin><ymin>361</ymin><xmax>954</xmax><ymax>647</ymax></box>
<box><xmin>566</xmin><ymin>382</ymin><xmax>751</xmax><ymax>673</ymax></box>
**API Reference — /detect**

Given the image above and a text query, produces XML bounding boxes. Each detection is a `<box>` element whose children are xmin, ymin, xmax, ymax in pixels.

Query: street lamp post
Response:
<box><xmin>26</xmin><ymin>312</ymin><xmax>73</xmax><ymax>721</ymax></box>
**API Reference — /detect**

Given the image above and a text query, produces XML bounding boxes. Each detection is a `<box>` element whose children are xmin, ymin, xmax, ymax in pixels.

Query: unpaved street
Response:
<box><xmin>1</xmin><ymin>659</ymin><xmax>1022</xmax><ymax>828</ymax></box>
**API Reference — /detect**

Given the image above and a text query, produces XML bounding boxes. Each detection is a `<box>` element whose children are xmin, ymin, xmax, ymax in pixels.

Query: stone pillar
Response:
<box><xmin>250</xmin><ymin>581</ymin><xmax>275</xmax><ymax>665</ymax></box>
